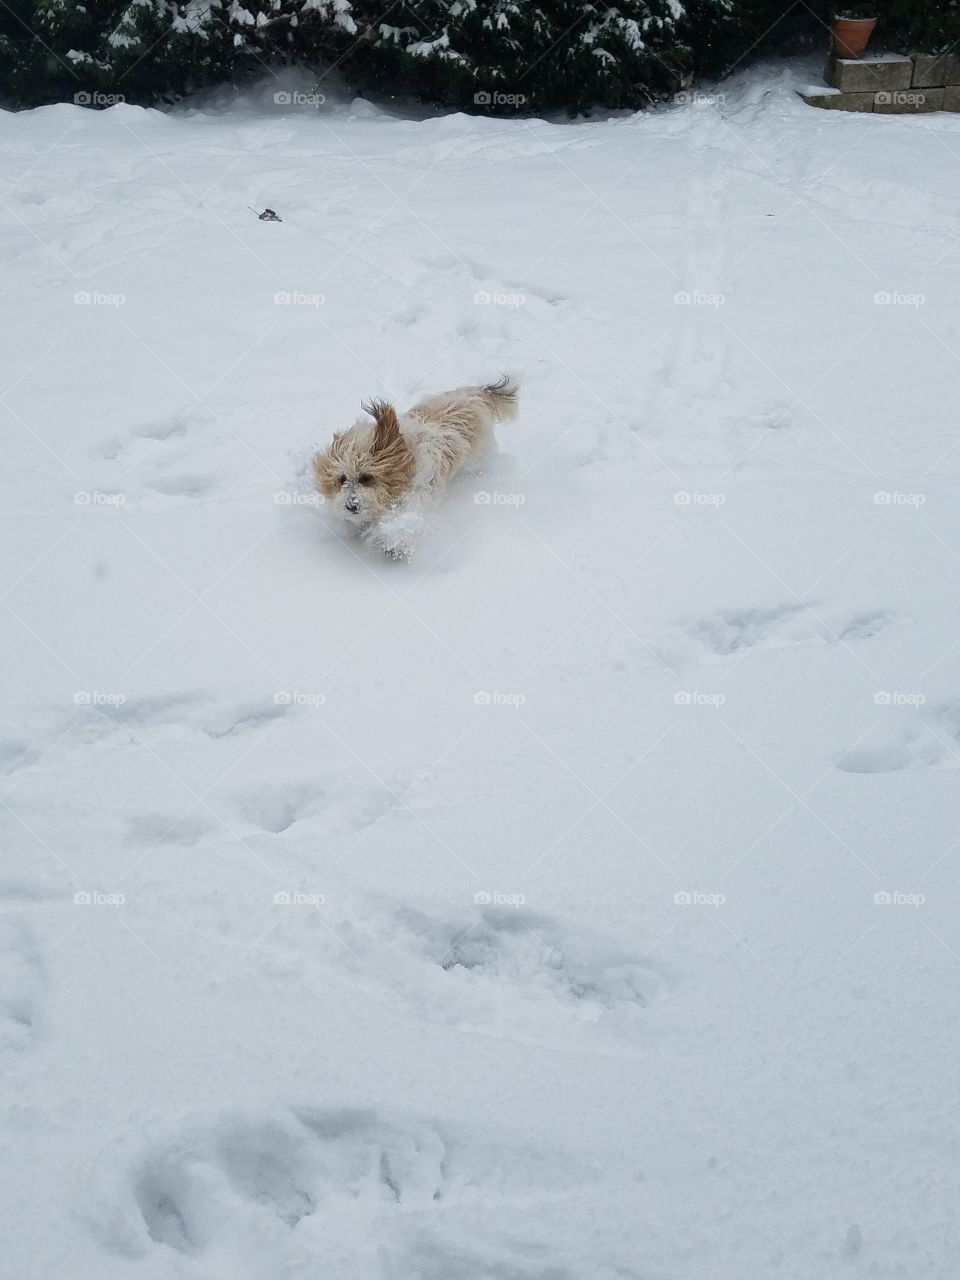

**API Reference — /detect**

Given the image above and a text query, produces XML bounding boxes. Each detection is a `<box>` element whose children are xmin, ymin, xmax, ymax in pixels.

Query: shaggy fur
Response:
<box><xmin>313</xmin><ymin>376</ymin><xmax>519</xmax><ymax>544</ymax></box>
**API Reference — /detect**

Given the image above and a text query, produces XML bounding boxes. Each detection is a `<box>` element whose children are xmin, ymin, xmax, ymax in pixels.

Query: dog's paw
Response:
<box><xmin>365</xmin><ymin>509</ymin><xmax>425</xmax><ymax>561</ymax></box>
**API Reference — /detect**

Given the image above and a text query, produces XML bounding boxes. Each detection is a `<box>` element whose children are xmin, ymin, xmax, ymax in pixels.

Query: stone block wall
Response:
<box><xmin>801</xmin><ymin>53</ymin><xmax>960</xmax><ymax>114</ymax></box>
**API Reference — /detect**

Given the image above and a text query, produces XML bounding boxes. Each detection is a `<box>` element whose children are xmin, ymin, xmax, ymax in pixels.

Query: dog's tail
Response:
<box><xmin>481</xmin><ymin>373</ymin><xmax>519</xmax><ymax>423</ymax></box>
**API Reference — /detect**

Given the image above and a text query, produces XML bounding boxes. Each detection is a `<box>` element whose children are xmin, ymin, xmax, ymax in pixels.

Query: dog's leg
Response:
<box><xmin>364</xmin><ymin>494</ymin><xmax>427</xmax><ymax>561</ymax></box>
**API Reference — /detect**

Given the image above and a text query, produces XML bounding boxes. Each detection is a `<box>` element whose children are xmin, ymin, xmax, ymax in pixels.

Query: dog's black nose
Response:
<box><xmin>345</xmin><ymin>497</ymin><xmax>360</xmax><ymax>514</ymax></box>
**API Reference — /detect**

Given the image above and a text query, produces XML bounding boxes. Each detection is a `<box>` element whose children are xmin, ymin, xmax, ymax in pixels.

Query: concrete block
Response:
<box><xmin>801</xmin><ymin>89</ymin><xmax>874</xmax><ymax>113</ymax></box>
<box><xmin>826</xmin><ymin>55</ymin><xmax>913</xmax><ymax>93</ymax></box>
<box><xmin>874</xmin><ymin>87</ymin><xmax>944</xmax><ymax>113</ymax></box>
<box><xmin>911</xmin><ymin>53</ymin><xmax>960</xmax><ymax>87</ymax></box>
<box><xmin>944</xmin><ymin>85</ymin><xmax>960</xmax><ymax>112</ymax></box>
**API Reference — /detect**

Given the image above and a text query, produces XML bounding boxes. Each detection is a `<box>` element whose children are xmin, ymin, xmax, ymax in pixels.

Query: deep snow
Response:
<box><xmin>2</xmin><ymin>60</ymin><xmax>960</xmax><ymax>1280</ymax></box>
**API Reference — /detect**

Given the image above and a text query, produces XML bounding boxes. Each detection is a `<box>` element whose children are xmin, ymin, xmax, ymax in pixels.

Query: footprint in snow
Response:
<box><xmin>237</xmin><ymin>777</ymin><xmax>397</xmax><ymax>836</ymax></box>
<box><xmin>96</xmin><ymin>1106</ymin><xmax>625</xmax><ymax>1277</ymax></box>
<box><xmin>306</xmin><ymin>899</ymin><xmax>669</xmax><ymax>1055</ymax></box>
<box><xmin>141</xmin><ymin>473</ymin><xmax>220</xmax><ymax>501</ymax></box>
<box><xmin>92</xmin><ymin>408</ymin><xmax>214</xmax><ymax>462</ymax></box>
<box><xmin>838</xmin><ymin>698</ymin><xmax>960</xmax><ymax>774</ymax></box>
<box><xmin>0</xmin><ymin>915</ymin><xmax>45</xmax><ymax>1053</ymax></box>
<box><xmin>126</xmin><ymin>811</ymin><xmax>214</xmax><ymax>848</ymax></box>
<box><xmin>666</xmin><ymin>603</ymin><xmax>899</xmax><ymax>664</ymax></box>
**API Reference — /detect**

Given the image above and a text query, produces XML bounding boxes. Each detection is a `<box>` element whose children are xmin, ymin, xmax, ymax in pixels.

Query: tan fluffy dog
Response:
<box><xmin>313</xmin><ymin>375</ymin><xmax>518</xmax><ymax>556</ymax></box>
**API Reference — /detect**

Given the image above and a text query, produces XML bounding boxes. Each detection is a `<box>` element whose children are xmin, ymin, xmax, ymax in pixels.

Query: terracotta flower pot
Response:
<box><xmin>831</xmin><ymin>16</ymin><xmax>877</xmax><ymax>59</ymax></box>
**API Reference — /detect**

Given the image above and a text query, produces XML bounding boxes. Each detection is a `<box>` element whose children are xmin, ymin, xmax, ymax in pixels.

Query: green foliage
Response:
<box><xmin>338</xmin><ymin>1</ymin><xmax>691</xmax><ymax>113</ymax></box>
<box><xmin>1</xmin><ymin>0</ymin><xmax>954</xmax><ymax>114</ymax></box>
<box><xmin>878</xmin><ymin>0</ymin><xmax>960</xmax><ymax>53</ymax></box>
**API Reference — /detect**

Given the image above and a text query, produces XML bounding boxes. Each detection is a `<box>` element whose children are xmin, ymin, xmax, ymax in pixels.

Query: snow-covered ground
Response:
<box><xmin>2</xmin><ymin>59</ymin><xmax>960</xmax><ymax>1279</ymax></box>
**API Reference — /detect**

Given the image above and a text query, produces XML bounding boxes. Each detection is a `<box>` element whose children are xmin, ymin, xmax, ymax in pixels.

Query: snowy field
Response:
<box><xmin>2</xmin><ymin>59</ymin><xmax>960</xmax><ymax>1279</ymax></box>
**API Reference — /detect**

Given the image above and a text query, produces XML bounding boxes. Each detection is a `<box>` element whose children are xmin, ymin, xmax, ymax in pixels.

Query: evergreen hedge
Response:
<box><xmin>0</xmin><ymin>1</ymin><xmax>956</xmax><ymax>114</ymax></box>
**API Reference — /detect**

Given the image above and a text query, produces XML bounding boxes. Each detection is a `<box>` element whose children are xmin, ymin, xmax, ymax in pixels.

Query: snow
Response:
<box><xmin>2</xmin><ymin>58</ymin><xmax>960</xmax><ymax>1280</ymax></box>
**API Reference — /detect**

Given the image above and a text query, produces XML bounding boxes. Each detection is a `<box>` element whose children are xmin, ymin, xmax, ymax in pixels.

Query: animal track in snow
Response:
<box><xmin>838</xmin><ymin>699</ymin><xmax>960</xmax><ymax>774</ymax></box>
<box><xmin>142</xmin><ymin>472</ymin><xmax>220</xmax><ymax>500</ymax></box>
<box><xmin>100</xmin><ymin>1106</ymin><xmax>618</xmax><ymax>1277</ymax></box>
<box><xmin>0</xmin><ymin>915</ymin><xmax>44</xmax><ymax>1053</ymax></box>
<box><xmin>316</xmin><ymin>901</ymin><xmax>668</xmax><ymax>1054</ymax></box>
<box><xmin>238</xmin><ymin>777</ymin><xmax>397</xmax><ymax>836</ymax></box>
<box><xmin>93</xmin><ymin>409</ymin><xmax>211</xmax><ymax>462</ymax></box>
<box><xmin>200</xmin><ymin>699</ymin><xmax>292</xmax><ymax>740</ymax></box>
<box><xmin>0</xmin><ymin>878</ymin><xmax>70</xmax><ymax>905</ymax></box>
<box><xmin>92</xmin><ymin>692</ymin><xmax>290</xmax><ymax>742</ymax></box>
<box><xmin>673</xmin><ymin>603</ymin><xmax>899</xmax><ymax>663</ymax></box>
<box><xmin>0</xmin><ymin>736</ymin><xmax>37</xmax><ymax>776</ymax></box>
<box><xmin>126</xmin><ymin>811</ymin><xmax>214</xmax><ymax>848</ymax></box>
<box><xmin>0</xmin><ymin>695</ymin><xmax>296</xmax><ymax>801</ymax></box>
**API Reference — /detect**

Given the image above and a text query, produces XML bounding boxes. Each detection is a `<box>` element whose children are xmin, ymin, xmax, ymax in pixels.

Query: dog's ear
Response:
<box><xmin>362</xmin><ymin>398</ymin><xmax>400</xmax><ymax>453</ymax></box>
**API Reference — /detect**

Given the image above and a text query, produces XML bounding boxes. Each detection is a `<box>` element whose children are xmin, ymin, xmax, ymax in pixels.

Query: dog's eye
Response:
<box><xmin>358</xmin><ymin>474</ymin><xmax>372</xmax><ymax>485</ymax></box>
<box><xmin>337</xmin><ymin>474</ymin><xmax>347</xmax><ymax>486</ymax></box>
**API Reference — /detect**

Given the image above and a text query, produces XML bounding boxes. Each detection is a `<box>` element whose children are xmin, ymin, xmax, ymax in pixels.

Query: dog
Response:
<box><xmin>312</xmin><ymin>375</ymin><xmax>518</xmax><ymax>556</ymax></box>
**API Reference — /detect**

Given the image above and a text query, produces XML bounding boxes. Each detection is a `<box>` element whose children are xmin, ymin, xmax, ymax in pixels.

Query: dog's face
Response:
<box><xmin>313</xmin><ymin>399</ymin><xmax>414</xmax><ymax>527</ymax></box>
